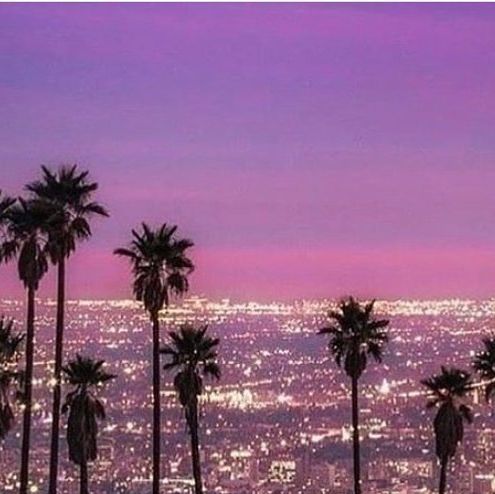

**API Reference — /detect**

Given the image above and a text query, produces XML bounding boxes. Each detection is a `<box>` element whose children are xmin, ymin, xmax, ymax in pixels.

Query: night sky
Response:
<box><xmin>1</xmin><ymin>4</ymin><xmax>495</xmax><ymax>300</ymax></box>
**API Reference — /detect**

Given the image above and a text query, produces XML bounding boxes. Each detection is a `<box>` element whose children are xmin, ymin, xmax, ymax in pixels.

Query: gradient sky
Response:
<box><xmin>1</xmin><ymin>4</ymin><xmax>495</xmax><ymax>301</ymax></box>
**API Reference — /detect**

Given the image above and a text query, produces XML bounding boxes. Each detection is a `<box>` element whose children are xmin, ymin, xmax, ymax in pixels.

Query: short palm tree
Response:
<box><xmin>0</xmin><ymin>317</ymin><xmax>24</xmax><ymax>440</ymax></box>
<box><xmin>114</xmin><ymin>223</ymin><xmax>194</xmax><ymax>494</ymax></box>
<box><xmin>27</xmin><ymin>164</ymin><xmax>108</xmax><ymax>494</ymax></box>
<box><xmin>421</xmin><ymin>366</ymin><xmax>473</xmax><ymax>494</ymax></box>
<box><xmin>161</xmin><ymin>325</ymin><xmax>221</xmax><ymax>494</ymax></box>
<box><xmin>318</xmin><ymin>297</ymin><xmax>389</xmax><ymax>494</ymax></box>
<box><xmin>0</xmin><ymin>198</ymin><xmax>50</xmax><ymax>494</ymax></box>
<box><xmin>62</xmin><ymin>355</ymin><xmax>115</xmax><ymax>494</ymax></box>
<box><xmin>473</xmin><ymin>337</ymin><xmax>495</xmax><ymax>402</ymax></box>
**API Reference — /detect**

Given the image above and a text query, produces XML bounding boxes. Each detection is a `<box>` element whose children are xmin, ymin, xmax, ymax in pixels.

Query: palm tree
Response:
<box><xmin>421</xmin><ymin>366</ymin><xmax>473</xmax><ymax>494</ymax></box>
<box><xmin>26</xmin><ymin>164</ymin><xmax>108</xmax><ymax>494</ymax></box>
<box><xmin>473</xmin><ymin>337</ymin><xmax>495</xmax><ymax>402</ymax></box>
<box><xmin>114</xmin><ymin>223</ymin><xmax>194</xmax><ymax>494</ymax></box>
<box><xmin>0</xmin><ymin>317</ymin><xmax>24</xmax><ymax>440</ymax></box>
<box><xmin>62</xmin><ymin>355</ymin><xmax>115</xmax><ymax>494</ymax></box>
<box><xmin>0</xmin><ymin>198</ymin><xmax>50</xmax><ymax>494</ymax></box>
<box><xmin>318</xmin><ymin>297</ymin><xmax>389</xmax><ymax>494</ymax></box>
<box><xmin>161</xmin><ymin>324</ymin><xmax>220</xmax><ymax>494</ymax></box>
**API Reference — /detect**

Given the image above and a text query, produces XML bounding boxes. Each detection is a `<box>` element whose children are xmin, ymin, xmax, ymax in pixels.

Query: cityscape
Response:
<box><xmin>1</xmin><ymin>296</ymin><xmax>494</xmax><ymax>493</ymax></box>
<box><xmin>2</xmin><ymin>3</ymin><xmax>495</xmax><ymax>494</ymax></box>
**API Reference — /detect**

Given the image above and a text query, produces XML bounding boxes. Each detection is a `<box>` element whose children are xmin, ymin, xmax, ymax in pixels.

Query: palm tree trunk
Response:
<box><xmin>189</xmin><ymin>398</ymin><xmax>203</xmax><ymax>494</ymax></box>
<box><xmin>48</xmin><ymin>257</ymin><xmax>65</xmax><ymax>494</ymax></box>
<box><xmin>351</xmin><ymin>376</ymin><xmax>361</xmax><ymax>494</ymax></box>
<box><xmin>151</xmin><ymin>313</ymin><xmax>161</xmax><ymax>494</ymax></box>
<box><xmin>438</xmin><ymin>457</ymin><xmax>448</xmax><ymax>494</ymax></box>
<box><xmin>80</xmin><ymin>461</ymin><xmax>89</xmax><ymax>494</ymax></box>
<box><xmin>19</xmin><ymin>286</ymin><xmax>35</xmax><ymax>494</ymax></box>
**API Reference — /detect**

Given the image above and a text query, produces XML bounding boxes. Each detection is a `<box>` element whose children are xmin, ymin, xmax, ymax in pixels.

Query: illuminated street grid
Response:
<box><xmin>1</xmin><ymin>297</ymin><xmax>495</xmax><ymax>493</ymax></box>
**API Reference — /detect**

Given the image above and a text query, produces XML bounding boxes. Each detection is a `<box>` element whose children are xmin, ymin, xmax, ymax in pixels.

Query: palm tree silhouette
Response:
<box><xmin>62</xmin><ymin>355</ymin><xmax>116</xmax><ymax>494</ymax></box>
<box><xmin>0</xmin><ymin>317</ymin><xmax>24</xmax><ymax>440</ymax></box>
<box><xmin>0</xmin><ymin>198</ymin><xmax>50</xmax><ymax>494</ymax></box>
<box><xmin>27</xmin><ymin>164</ymin><xmax>108</xmax><ymax>494</ymax></box>
<box><xmin>114</xmin><ymin>223</ymin><xmax>194</xmax><ymax>494</ymax></box>
<box><xmin>421</xmin><ymin>366</ymin><xmax>473</xmax><ymax>494</ymax></box>
<box><xmin>473</xmin><ymin>337</ymin><xmax>495</xmax><ymax>402</ymax></box>
<box><xmin>318</xmin><ymin>297</ymin><xmax>389</xmax><ymax>494</ymax></box>
<box><xmin>161</xmin><ymin>324</ymin><xmax>220</xmax><ymax>494</ymax></box>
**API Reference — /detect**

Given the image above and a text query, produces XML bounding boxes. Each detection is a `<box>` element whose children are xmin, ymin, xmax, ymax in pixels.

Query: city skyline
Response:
<box><xmin>0</xmin><ymin>296</ymin><xmax>493</xmax><ymax>493</ymax></box>
<box><xmin>2</xmin><ymin>4</ymin><xmax>495</xmax><ymax>300</ymax></box>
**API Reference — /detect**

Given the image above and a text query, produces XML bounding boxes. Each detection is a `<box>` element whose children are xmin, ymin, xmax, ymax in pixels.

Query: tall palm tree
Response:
<box><xmin>0</xmin><ymin>198</ymin><xmax>50</xmax><ymax>494</ymax></box>
<box><xmin>421</xmin><ymin>366</ymin><xmax>473</xmax><ymax>494</ymax></box>
<box><xmin>318</xmin><ymin>297</ymin><xmax>389</xmax><ymax>494</ymax></box>
<box><xmin>473</xmin><ymin>337</ymin><xmax>495</xmax><ymax>402</ymax></box>
<box><xmin>62</xmin><ymin>355</ymin><xmax>115</xmax><ymax>494</ymax></box>
<box><xmin>114</xmin><ymin>223</ymin><xmax>194</xmax><ymax>494</ymax></box>
<box><xmin>161</xmin><ymin>324</ymin><xmax>221</xmax><ymax>494</ymax></box>
<box><xmin>0</xmin><ymin>317</ymin><xmax>24</xmax><ymax>440</ymax></box>
<box><xmin>26</xmin><ymin>164</ymin><xmax>108</xmax><ymax>494</ymax></box>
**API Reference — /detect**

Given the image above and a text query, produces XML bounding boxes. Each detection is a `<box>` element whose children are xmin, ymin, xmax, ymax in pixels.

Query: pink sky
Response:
<box><xmin>1</xmin><ymin>4</ymin><xmax>495</xmax><ymax>300</ymax></box>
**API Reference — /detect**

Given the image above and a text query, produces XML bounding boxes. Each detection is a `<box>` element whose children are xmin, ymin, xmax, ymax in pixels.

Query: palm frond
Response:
<box><xmin>0</xmin><ymin>317</ymin><xmax>24</xmax><ymax>439</ymax></box>
<box><xmin>1</xmin><ymin>199</ymin><xmax>50</xmax><ymax>289</ymax></box>
<box><xmin>63</xmin><ymin>355</ymin><xmax>115</xmax><ymax>466</ymax></box>
<box><xmin>423</xmin><ymin>365</ymin><xmax>473</xmax><ymax>462</ymax></box>
<box><xmin>115</xmin><ymin>223</ymin><xmax>194</xmax><ymax>314</ymax></box>
<box><xmin>163</xmin><ymin>324</ymin><xmax>221</xmax><ymax>416</ymax></box>
<box><xmin>25</xmin><ymin>164</ymin><xmax>108</xmax><ymax>261</ymax></box>
<box><xmin>318</xmin><ymin>296</ymin><xmax>389</xmax><ymax>379</ymax></box>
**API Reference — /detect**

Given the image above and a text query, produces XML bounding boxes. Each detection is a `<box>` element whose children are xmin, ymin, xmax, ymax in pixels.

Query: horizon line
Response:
<box><xmin>1</xmin><ymin>294</ymin><xmax>494</xmax><ymax>305</ymax></box>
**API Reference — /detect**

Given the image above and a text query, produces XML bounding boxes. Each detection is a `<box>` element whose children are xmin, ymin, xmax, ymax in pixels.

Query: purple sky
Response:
<box><xmin>1</xmin><ymin>4</ymin><xmax>495</xmax><ymax>301</ymax></box>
